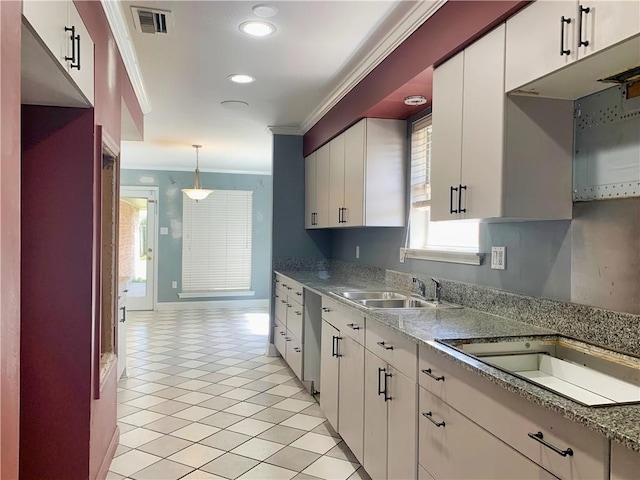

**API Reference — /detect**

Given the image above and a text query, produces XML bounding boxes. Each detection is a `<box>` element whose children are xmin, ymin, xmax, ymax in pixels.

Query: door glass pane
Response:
<box><xmin>119</xmin><ymin>197</ymin><xmax>148</xmax><ymax>297</ymax></box>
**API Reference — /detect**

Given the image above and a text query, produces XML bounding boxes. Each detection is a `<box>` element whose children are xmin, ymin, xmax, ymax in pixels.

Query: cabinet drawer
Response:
<box><xmin>321</xmin><ymin>297</ymin><xmax>347</xmax><ymax>329</ymax></box>
<box><xmin>287</xmin><ymin>302</ymin><xmax>304</xmax><ymax>341</ymax></box>
<box><xmin>286</xmin><ymin>330</ymin><xmax>303</xmax><ymax>380</ymax></box>
<box><xmin>366</xmin><ymin>320</ymin><xmax>417</xmax><ymax>381</ymax></box>
<box><xmin>419</xmin><ymin>387</ymin><xmax>557</xmax><ymax>480</ymax></box>
<box><xmin>420</xmin><ymin>345</ymin><xmax>608</xmax><ymax>480</ymax></box>
<box><xmin>322</xmin><ymin>296</ymin><xmax>365</xmax><ymax>344</ymax></box>
<box><xmin>273</xmin><ymin>318</ymin><xmax>287</xmax><ymax>357</ymax></box>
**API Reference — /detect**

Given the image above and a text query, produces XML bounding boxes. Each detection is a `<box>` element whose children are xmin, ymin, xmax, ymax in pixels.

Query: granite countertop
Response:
<box><xmin>276</xmin><ymin>269</ymin><xmax>640</xmax><ymax>453</ymax></box>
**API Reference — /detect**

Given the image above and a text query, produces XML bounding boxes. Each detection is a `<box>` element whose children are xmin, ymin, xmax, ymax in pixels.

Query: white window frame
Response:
<box><xmin>179</xmin><ymin>189</ymin><xmax>255</xmax><ymax>298</ymax></box>
<box><xmin>403</xmin><ymin>114</ymin><xmax>484</xmax><ymax>265</ymax></box>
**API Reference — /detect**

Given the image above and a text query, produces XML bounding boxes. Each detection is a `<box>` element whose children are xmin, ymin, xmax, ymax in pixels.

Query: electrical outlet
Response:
<box><xmin>491</xmin><ymin>247</ymin><xmax>506</xmax><ymax>270</ymax></box>
<box><xmin>355</xmin><ymin>245</ymin><xmax>360</xmax><ymax>259</ymax></box>
<box><xmin>171</xmin><ymin>281</ymin><xmax>178</xmax><ymax>289</ymax></box>
<box><xmin>399</xmin><ymin>248</ymin><xmax>406</xmax><ymax>263</ymax></box>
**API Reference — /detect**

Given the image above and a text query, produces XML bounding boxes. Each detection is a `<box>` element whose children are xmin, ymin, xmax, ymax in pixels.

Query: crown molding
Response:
<box><xmin>121</xmin><ymin>165</ymin><xmax>272</xmax><ymax>176</ymax></box>
<box><xmin>101</xmin><ymin>0</ymin><xmax>152</xmax><ymax>114</ymax></box>
<box><xmin>300</xmin><ymin>0</ymin><xmax>446</xmax><ymax>133</ymax></box>
<box><xmin>267</xmin><ymin>126</ymin><xmax>304</xmax><ymax>136</ymax></box>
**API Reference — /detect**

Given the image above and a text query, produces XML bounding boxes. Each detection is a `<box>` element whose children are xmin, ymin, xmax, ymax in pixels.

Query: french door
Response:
<box><xmin>119</xmin><ymin>187</ymin><xmax>157</xmax><ymax>310</ymax></box>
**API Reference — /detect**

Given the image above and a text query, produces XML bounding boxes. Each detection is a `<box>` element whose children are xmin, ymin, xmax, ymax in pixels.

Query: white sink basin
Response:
<box><xmin>439</xmin><ymin>336</ymin><xmax>640</xmax><ymax>407</ymax></box>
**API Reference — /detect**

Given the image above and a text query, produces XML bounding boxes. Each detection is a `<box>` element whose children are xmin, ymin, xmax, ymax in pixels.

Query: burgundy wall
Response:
<box><xmin>303</xmin><ymin>0</ymin><xmax>529</xmax><ymax>155</ymax></box>
<box><xmin>0</xmin><ymin>1</ymin><xmax>22</xmax><ymax>479</ymax></box>
<box><xmin>21</xmin><ymin>106</ymin><xmax>96</xmax><ymax>480</ymax></box>
<box><xmin>74</xmin><ymin>0</ymin><xmax>144</xmax><ymax>141</ymax></box>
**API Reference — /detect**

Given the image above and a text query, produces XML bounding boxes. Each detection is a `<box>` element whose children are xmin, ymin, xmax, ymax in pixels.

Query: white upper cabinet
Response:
<box><xmin>304</xmin><ymin>152</ymin><xmax>317</xmax><ymax>229</ymax></box>
<box><xmin>305</xmin><ymin>118</ymin><xmax>406</xmax><ymax>229</ymax></box>
<box><xmin>431</xmin><ymin>52</ymin><xmax>463</xmax><ymax>222</ymax></box>
<box><xmin>22</xmin><ymin>0</ymin><xmax>94</xmax><ymax>106</ymax></box>
<box><xmin>506</xmin><ymin>0</ymin><xmax>640</xmax><ymax>99</ymax></box>
<box><xmin>577</xmin><ymin>1</ymin><xmax>640</xmax><ymax>58</ymax></box>
<box><xmin>316</xmin><ymin>144</ymin><xmax>331</xmax><ymax>228</ymax></box>
<box><xmin>505</xmin><ymin>1</ymin><xmax>578</xmax><ymax>93</ymax></box>
<box><xmin>329</xmin><ymin>133</ymin><xmax>346</xmax><ymax>228</ymax></box>
<box><xmin>431</xmin><ymin>24</ymin><xmax>574</xmax><ymax>222</ymax></box>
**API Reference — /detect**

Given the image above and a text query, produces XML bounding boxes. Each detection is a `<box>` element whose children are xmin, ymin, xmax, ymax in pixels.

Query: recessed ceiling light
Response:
<box><xmin>252</xmin><ymin>4</ymin><xmax>279</xmax><ymax>18</ymax></box>
<box><xmin>221</xmin><ymin>100</ymin><xmax>249</xmax><ymax>110</ymax></box>
<box><xmin>404</xmin><ymin>95</ymin><xmax>427</xmax><ymax>106</ymax></box>
<box><xmin>228</xmin><ymin>74</ymin><xmax>255</xmax><ymax>84</ymax></box>
<box><xmin>239</xmin><ymin>20</ymin><xmax>276</xmax><ymax>37</ymax></box>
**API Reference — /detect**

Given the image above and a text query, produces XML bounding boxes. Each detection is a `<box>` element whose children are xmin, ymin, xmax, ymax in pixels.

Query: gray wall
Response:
<box><xmin>332</xmin><ymin>221</ymin><xmax>572</xmax><ymax>301</ymax></box>
<box><xmin>271</xmin><ymin>134</ymin><xmax>332</xmax><ymax>261</ymax></box>
<box><xmin>121</xmin><ymin>169</ymin><xmax>272</xmax><ymax>303</ymax></box>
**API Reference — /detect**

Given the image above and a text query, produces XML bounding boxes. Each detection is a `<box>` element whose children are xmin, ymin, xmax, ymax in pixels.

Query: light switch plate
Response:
<box><xmin>491</xmin><ymin>247</ymin><xmax>506</xmax><ymax>270</ymax></box>
<box><xmin>355</xmin><ymin>245</ymin><xmax>360</xmax><ymax>259</ymax></box>
<box><xmin>160</xmin><ymin>227</ymin><xmax>169</xmax><ymax>235</ymax></box>
<box><xmin>171</xmin><ymin>281</ymin><xmax>178</xmax><ymax>289</ymax></box>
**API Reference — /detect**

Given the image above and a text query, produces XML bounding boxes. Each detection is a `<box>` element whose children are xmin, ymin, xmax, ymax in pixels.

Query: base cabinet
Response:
<box><xmin>320</xmin><ymin>319</ymin><xmax>340</xmax><ymax>431</ymax></box>
<box><xmin>337</xmin><ymin>335</ymin><xmax>365</xmax><ymax>464</ymax></box>
<box><xmin>611</xmin><ymin>442</ymin><xmax>640</xmax><ymax>480</ymax></box>
<box><xmin>363</xmin><ymin>349</ymin><xmax>417</xmax><ymax>480</ymax></box>
<box><xmin>419</xmin><ymin>387</ymin><xmax>557</xmax><ymax>480</ymax></box>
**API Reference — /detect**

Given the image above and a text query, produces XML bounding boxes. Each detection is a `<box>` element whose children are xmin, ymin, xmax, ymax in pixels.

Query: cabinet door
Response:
<box><xmin>338</xmin><ymin>336</ymin><xmax>365</xmax><ymax>464</ymax></box>
<box><xmin>505</xmin><ymin>1</ymin><xmax>578</xmax><ymax>92</ymax></box>
<box><xmin>305</xmin><ymin>153</ymin><xmax>317</xmax><ymax>229</ymax></box>
<box><xmin>611</xmin><ymin>441</ymin><xmax>640</xmax><ymax>480</ymax></box>
<box><xmin>460</xmin><ymin>25</ymin><xmax>505</xmax><ymax>220</ymax></box>
<box><xmin>67</xmin><ymin>2</ymin><xmax>94</xmax><ymax>105</ymax></box>
<box><xmin>285</xmin><ymin>330</ymin><xmax>303</xmax><ymax>381</ymax></box>
<box><xmin>578</xmin><ymin>1</ymin><xmax>640</xmax><ymax>59</ymax></box>
<box><xmin>316</xmin><ymin>144</ymin><xmax>331</xmax><ymax>228</ymax></box>
<box><xmin>431</xmin><ymin>52</ymin><xmax>463</xmax><ymax>221</ymax></box>
<box><xmin>419</xmin><ymin>387</ymin><xmax>557</xmax><ymax>480</ymax></box>
<box><xmin>343</xmin><ymin>119</ymin><xmax>365</xmax><ymax>227</ymax></box>
<box><xmin>320</xmin><ymin>320</ymin><xmax>340</xmax><ymax>431</ymax></box>
<box><xmin>387</xmin><ymin>367</ymin><xmax>417</xmax><ymax>480</ymax></box>
<box><xmin>363</xmin><ymin>349</ymin><xmax>388</xmax><ymax>480</ymax></box>
<box><xmin>329</xmin><ymin>133</ymin><xmax>346</xmax><ymax>228</ymax></box>
<box><xmin>273</xmin><ymin>318</ymin><xmax>287</xmax><ymax>358</ymax></box>
<box><xmin>22</xmin><ymin>0</ymin><xmax>69</xmax><ymax>69</ymax></box>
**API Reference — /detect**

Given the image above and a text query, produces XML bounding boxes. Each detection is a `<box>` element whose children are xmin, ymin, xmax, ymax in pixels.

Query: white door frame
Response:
<box><xmin>120</xmin><ymin>186</ymin><xmax>159</xmax><ymax>311</ymax></box>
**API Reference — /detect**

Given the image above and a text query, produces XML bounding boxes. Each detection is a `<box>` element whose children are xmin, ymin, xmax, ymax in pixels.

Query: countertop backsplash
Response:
<box><xmin>273</xmin><ymin>259</ymin><xmax>640</xmax><ymax>357</ymax></box>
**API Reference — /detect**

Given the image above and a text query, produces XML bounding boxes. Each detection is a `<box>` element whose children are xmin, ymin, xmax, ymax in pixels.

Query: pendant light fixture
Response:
<box><xmin>182</xmin><ymin>144</ymin><xmax>213</xmax><ymax>201</ymax></box>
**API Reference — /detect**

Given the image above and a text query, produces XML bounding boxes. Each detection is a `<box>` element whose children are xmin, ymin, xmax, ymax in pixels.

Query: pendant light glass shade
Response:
<box><xmin>182</xmin><ymin>145</ymin><xmax>213</xmax><ymax>201</ymax></box>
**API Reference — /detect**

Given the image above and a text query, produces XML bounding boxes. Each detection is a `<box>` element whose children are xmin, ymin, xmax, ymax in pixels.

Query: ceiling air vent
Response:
<box><xmin>131</xmin><ymin>6</ymin><xmax>173</xmax><ymax>35</ymax></box>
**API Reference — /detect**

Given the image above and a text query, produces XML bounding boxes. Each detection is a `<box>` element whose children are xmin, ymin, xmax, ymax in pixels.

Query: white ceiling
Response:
<box><xmin>120</xmin><ymin>0</ymin><xmax>417</xmax><ymax>174</ymax></box>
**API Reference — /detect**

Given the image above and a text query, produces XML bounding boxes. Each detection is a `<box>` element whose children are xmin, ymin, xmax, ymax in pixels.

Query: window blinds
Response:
<box><xmin>182</xmin><ymin>190</ymin><xmax>253</xmax><ymax>292</ymax></box>
<box><xmin>410</xmin><ymin>116</ymin><xmax>432</xmax><ymax>208</ymax></box>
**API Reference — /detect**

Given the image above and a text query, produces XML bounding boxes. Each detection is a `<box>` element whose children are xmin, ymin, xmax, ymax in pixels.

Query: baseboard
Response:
<box><xmin>95</xmin><ymin>425</ymin><xmax>119</xmax><ymax>480</ymax></box>
<box><xmin>156</xmin><ymin>299</ymin><xmax>269</xmax><ymax>310</ymax></box>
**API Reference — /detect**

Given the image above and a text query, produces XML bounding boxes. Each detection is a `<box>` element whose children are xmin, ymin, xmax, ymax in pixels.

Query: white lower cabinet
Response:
<box><xmin>320</xmin><ymin>319</ymin><xmax>340</xmax><ymax>431</ymax></box>
<box><xmin>419</xmin><ymin>387</ymin><xmax>557</xmax><ymax>480</ymax></box>
<box><xmin>363</xmin><ymin>349</ymin><xmax>389</xmax><ymax>480</ymax></box>
<box><xmin>611</xmin><ymin>442</ymin><xmax>640</xmax><ymax>480</ymax></box>
<box><xmin>337</xmin><ymin>334</ymin><xmax>365</xmax><ymax>464</ymax></box>
<box><xmin>363</xmin><ymin>349</ymin><xmax>417</xmax><ymax>480</ymax></box>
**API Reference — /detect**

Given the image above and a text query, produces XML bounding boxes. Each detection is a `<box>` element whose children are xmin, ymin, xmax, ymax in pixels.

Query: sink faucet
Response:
<box><xmin>412</xmin><ymin>277</ymin><xmax>426</xmax><ymax>298</ymax></box>
<box><xmin>431</xmin><ymin>278</ymin><xmax>442</xmax><ymax>304</ymax></box>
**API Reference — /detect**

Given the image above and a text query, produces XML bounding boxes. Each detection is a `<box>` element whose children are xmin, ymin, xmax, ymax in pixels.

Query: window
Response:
<box><xmin>180</xmin><ymin>190</ymin><xmax>254</xmax><ymax>297</ymax></box>
<box><xmin>407</xmin><ymin>115</ymin><xmax>481</xmax><ymax>264</ymax></box>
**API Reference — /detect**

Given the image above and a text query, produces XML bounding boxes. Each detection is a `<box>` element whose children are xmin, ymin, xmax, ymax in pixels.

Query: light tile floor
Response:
<box><xmin>108</xmin><ymin>307</ymin><xmax>371</xmax><ymax>480</ymax></box>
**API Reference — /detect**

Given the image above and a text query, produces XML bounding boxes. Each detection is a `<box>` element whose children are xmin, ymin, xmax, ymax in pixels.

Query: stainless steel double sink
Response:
<box><xmin>333</xmin><ymin>290</ymin><xmax>462</xmax><ymax>310</ymax></box>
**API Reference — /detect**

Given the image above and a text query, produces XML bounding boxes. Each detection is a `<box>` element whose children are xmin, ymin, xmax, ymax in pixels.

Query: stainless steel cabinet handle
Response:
<box><xmin>422</xmin><ymin>412</ymin><xmax>445</xmax><ymax>428</ymax></box>
<box><xmin>421</xmin><ymin>368</ymin><xmax>445</xmax><ymax>382</ymax></box>
<box><xmin>527</xmin><ymin>432</ymin><xmax>573</xmax><ymax>457</ymax></box>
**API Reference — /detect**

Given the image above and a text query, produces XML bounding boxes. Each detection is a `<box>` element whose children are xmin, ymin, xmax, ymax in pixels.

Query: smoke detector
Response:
<box><xmin>131</xmin><ymin>6</ymin><xmax>174</xmax><ymax>34</ymax></box>
<box><xmin>404</xmin><ymin>95</ymin><xmax>427</xmax><ymax>106</ymax></box>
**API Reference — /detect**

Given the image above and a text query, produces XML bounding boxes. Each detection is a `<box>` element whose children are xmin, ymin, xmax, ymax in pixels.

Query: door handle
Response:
<box><xmin>119</xmin><ymin>306</ymin><xmax>126</xmax><ymax>323</ymax></box>
<box><xmin>578</xmin><ymin>5</ymin><xmax>590</xmax><ymax>47</ymax></box>
<box><xmin>450</xmin><ymin>186</ymin><xmax>458</xmax><ymax>214</ymax></box>
<box><xmin>377</xmin><ymin>367</ymin><xmax>385</xmax><ymax>396</ymax></box>
<box><xmin>458</xmin><ymin>184</ymin><xmax>466</xmax><ymax>213</ymax></box>
<box><xmin>560</xmin><ymin>16</ymin><xmax>571</xmax><ymax>56</ymax></box>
